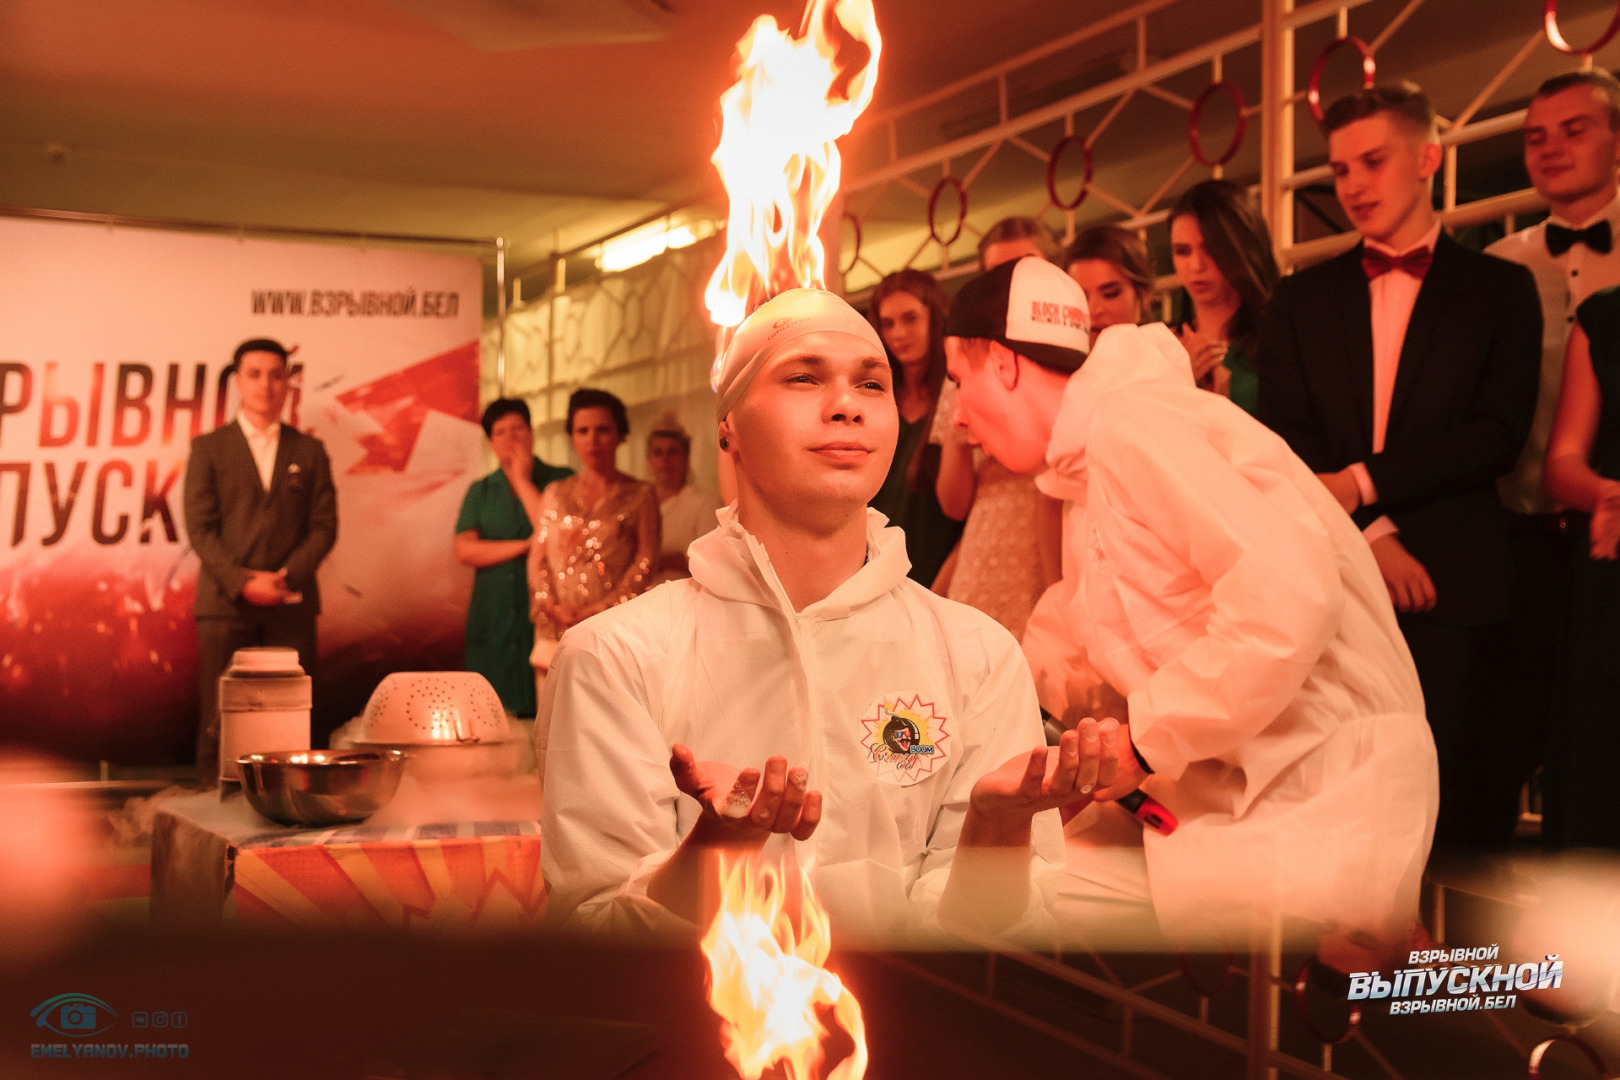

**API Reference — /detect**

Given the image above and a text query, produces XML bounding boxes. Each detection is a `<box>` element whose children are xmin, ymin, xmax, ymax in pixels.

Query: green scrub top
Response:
<box><xmin>455</xmin><ymin>456</ymin><xmax>572</xmax><ymax>716</ymax></box>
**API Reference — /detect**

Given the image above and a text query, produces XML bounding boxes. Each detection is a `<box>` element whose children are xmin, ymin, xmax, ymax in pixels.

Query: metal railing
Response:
<box><xmin>826</xmin><ymin>0</ymin><xmax>1615</xmax><ymax>292</ymax></box>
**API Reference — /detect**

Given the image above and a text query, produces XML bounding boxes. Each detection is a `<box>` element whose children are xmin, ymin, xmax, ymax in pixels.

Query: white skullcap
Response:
<box><xmin>712</xmin><ymin>288</ymin><xmax>887</xmax><ymax>420</ymax></box>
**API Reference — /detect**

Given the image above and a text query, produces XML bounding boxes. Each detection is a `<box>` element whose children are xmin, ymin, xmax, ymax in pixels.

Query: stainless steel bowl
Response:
<box><xmin>237</xmin><ymin>749</ymin><xmax>407</xmax><ymax>827</ymax></box>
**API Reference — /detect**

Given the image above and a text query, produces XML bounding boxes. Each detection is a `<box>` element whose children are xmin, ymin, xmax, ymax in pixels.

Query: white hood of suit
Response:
<box><xmin>688</xmin><ymin>504</ymin><xmax>912</xmax><ymax>620</ymax></box>
<box><xmin>1039</xmin><ymin>321</ymin><xmax>1194</xmax><ymax>503</ymax></box>
<box><xmin>541</xmin><ymin>504</ymin><xmax>1064</xmax><ymax>945</ymax></box>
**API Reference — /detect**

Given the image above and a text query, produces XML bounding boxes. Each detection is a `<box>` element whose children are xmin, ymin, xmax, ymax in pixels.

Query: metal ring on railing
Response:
<box><xmin>1045</xmin><ymin>134</ymin><xmax>1095</xmax><ymax>211</ymax></box>
<box><xmin>1188</xmin><ymin>82</ymin><xmax>1249</xmax><ymax>167</ymax></box>
<box><xmin>1306</xmin><ymin>35</ymin><xmax>1377</xmax><ymax>124</ymax></box>
<box><xmin>1528</xmin><ymin>1034</ymin><xmax>1609</xmax><ymax>1077</ymax></box>
<box><xmin>926</xmin><ymin>176</ymin><xmax>967</xmax><ymax>247</ymax></box>
<box><xmin>1291</xmin><ymin>961</ymin><xmax>1361</xmax><ymax>1045</ymax></box>
<box><xmin>839</xmin><ymin>211</ymin><xmax>863</xmax><ymax>276</ymax></box>
<box><xmin>1176</xmin><ymin>950</ymin><xmax>1234</xmax><ymax>997</ymax></box>
<box><xmin>1545</xmin><ymin>0</ymin><xmax>1620</xmax><ymax>54</ymax></box>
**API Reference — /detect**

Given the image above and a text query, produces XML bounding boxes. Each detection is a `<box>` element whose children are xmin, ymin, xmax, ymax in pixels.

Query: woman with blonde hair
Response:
<box><xmin>977</xmin><ymin>216</ymin><xmax>1062</xmax><ymax>269</ymax></box>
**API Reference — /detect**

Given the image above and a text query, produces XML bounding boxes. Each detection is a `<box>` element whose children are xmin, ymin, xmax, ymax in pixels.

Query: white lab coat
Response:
<box><xmin>1025</xmin><ymin>322</ymin><xmax>1439</xmax><ymax>941</ymax></box>
<box><xmin>540</xmin><ymin>506</ymin><xmax>1065</xmax><ymax>945</ymax></box>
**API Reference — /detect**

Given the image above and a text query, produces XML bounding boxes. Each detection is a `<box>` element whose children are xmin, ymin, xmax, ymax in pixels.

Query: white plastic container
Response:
<box><xmin>218</xmin><ymin>647</ymin><xmax>311</xmax><ymax>784</ymax></box>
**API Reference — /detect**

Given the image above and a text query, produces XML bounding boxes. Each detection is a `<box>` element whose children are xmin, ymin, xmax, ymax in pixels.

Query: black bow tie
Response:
<box><xmin>1546</xmin><ymin>220</ymin><xmax>1612</xmax><ymax>256</ymax></box>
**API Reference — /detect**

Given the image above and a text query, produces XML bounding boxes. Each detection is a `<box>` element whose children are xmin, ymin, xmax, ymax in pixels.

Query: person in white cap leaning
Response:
<box><xmin>539</xmin><ymin>287</ymin><xmax>1086</xmax><ymax>944</ymax></box>
<box><xmin>946</xmin><ymin>256</ymin><xmax>1438</xmax><ymax>969</ymax></box>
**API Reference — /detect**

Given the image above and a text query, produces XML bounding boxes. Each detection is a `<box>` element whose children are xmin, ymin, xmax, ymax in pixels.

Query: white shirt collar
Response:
<box><xmin>1365</xmin><ymin>220</ymin><xmax>1442</xmax><ymax>258</ymax></box>
<box><xmin>1547</xmin><ymin>189</ymin><xmax>1620</xmax><ymax>231</ymax></box>
<box><xmin>238</xmin><ymin>413</ymin><xmax>279</xmax><ymax>442</ymax></box>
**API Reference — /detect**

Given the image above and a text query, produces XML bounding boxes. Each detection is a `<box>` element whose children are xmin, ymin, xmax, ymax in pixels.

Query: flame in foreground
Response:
<box><xmin>701</xmin><ymin>853</ymin><xmax>868</xmax><ymax>1080</ymax></box>
<box><xmin>704</xmin><ymin>0</ymin><xmax>882</xmax><ymax>366</ymax></box>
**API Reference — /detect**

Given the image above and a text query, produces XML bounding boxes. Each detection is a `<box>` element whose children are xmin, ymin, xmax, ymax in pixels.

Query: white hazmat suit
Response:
<box><xmin>1023</xmin><ymin>322</ymin><xmax>1439</xmax><ymax>943</ymax></box>
<box><xmin>540</xmin><ymin>505</ymin><xmax>1065</xmax><ymax>944</ymax></box>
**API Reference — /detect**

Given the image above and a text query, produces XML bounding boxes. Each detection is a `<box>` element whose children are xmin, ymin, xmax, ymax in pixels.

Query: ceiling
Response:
<box><xmin>6</xmin><ymin>0</ymin><xmax>1620</xmax><ymax>302</ymax></box>
<box><xmin>0</xmin><ymin>0</ymin><xmax>1119</xmax><ymax>289</ymax></box>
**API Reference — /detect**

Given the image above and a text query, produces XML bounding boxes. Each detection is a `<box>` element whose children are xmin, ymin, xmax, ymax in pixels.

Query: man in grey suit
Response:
<box><xmin>184</xmin><ymin>338</ymin><xmax>337</xmax><ymax>784</ymax></box>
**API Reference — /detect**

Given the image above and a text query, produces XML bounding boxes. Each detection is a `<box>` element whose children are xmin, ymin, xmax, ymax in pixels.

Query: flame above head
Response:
<box><xmin>705</xmin><ymin>0</ymin><xmax>882</xmax><ymax>384</ymax></box>
<box><xmin>701</xmin><ymin>852</ymin><xmax>868</xmax><ymax>1080</ymax></box>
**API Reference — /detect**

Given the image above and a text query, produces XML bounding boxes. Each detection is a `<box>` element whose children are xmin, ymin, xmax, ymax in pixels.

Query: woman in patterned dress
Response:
<box><xmin>927</xmin><ymin>221</ymin><xmax>1071</xmax><ymax>637</ymax></box>
<box><xmin>528</xmin><ymin>388</ymin><xmax>659</xmax><ymax>720</ymax></box>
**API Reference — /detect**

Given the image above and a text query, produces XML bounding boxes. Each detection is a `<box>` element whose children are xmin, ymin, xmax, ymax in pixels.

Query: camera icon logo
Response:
<box><xmin>61</xmin><ymin>1005</ymin><xmax>97</xmax><ymax>1030</ymax></box>
<box><xmin>31</xmin><ymin>994</ymin><xmax>118</xmax><ymax>1038</ymax></box>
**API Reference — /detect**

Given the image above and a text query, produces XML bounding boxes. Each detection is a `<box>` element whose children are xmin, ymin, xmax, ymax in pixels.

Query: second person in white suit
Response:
<box><xmin>947</xmin><ymin>256</ymin><xmax>1439</xmax><ymax>969</ymax></box>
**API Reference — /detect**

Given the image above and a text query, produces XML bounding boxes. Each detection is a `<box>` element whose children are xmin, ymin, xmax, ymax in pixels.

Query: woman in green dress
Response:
<box><xmin>1168</xmin><ymin>179</ymin><xmax>1279</xmax><ymax>416</ymax></box>
<box><xmin>1543</xmin><ymin>287</ymin><xmax>1620</xmax><ymax>850</ymax></box>
<box><xmin>453</xmin><ymin>398</ymin><xmax>571</xmax><ymax>717</ymax></box>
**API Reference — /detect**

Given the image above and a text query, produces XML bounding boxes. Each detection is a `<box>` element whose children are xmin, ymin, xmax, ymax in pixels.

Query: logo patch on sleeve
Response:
<box><xmin>859</xmin><ymin>693</ymin><xmax>950</xmax><ymax>786</ymax></box>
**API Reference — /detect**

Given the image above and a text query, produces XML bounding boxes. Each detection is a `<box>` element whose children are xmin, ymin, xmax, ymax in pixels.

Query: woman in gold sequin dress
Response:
<box><xmin>528</xmin><ymin>389</ymin><xmax>660</xmax><ymax>706</ymax></box>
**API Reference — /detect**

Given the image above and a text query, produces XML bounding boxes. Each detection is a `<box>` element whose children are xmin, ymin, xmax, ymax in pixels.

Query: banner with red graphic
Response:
<box><xmin>0</xmin><ymin>218</ymin><xmax>485</xmax><ymax>763</ymax></box>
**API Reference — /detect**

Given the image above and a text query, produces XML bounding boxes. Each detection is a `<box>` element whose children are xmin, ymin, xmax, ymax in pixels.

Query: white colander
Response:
<box><xmin>351</xmin><ymin>672</ymin><xmax>513</xmax><ymax>746</ymax></box>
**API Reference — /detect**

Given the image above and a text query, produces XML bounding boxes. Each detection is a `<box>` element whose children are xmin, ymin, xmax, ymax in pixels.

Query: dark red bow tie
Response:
<box><xmin>1362</xmin><ymin>246</ymin><xmax>1433</xmax><ymax>280</ymax></box>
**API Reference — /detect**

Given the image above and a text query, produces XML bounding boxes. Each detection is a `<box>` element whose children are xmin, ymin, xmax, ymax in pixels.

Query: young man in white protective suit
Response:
<box><xmin>540</xmin><ymin>287</ymin><xmax>1135</xmax><ymax>945</ymax></box>
<box><xmin>947</xmin><ymin>255</ymin><xmax>1439</xmax><ymax>971</ymax></box>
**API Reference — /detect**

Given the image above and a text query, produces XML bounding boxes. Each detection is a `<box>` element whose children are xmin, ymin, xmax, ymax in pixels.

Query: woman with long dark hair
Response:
<box><xmin>867</xmin><ymin>269</ymin><xmax>962</xmax><ymax>586</ymax></box>
<box><xmin>1168</xmin><ymin>180</ymin><xmax>1279</xmax><ymax>414</ymax></box>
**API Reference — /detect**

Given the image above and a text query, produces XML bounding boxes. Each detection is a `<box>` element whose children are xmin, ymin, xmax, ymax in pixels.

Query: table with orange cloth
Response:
<box><xmin>149</xmin><ymin>791</ymin><xmax>545</xmax><ymax>930</ymax></box>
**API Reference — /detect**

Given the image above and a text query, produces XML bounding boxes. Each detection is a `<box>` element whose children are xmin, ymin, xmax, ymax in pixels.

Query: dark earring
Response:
<box><xmin>719</xmin><ymin>436</ymin><xmax>729</xmax><ymax>450</ymax></box>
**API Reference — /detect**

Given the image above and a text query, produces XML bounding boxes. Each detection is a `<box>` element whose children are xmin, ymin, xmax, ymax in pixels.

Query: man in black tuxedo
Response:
<box><xmin>1258</xmin><ymin>83</ymin><xmax>1541</xmax><ymax>851</ymax></box>
<box><xmin>1487</xmin><ymin>70</ymin><xmax>1620</xmax><ymax>849</ymax></box>
<box><xmin>183</xmin><ymin>338</ymin><xmax>337</xmax><ymax>784</ymax></box>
